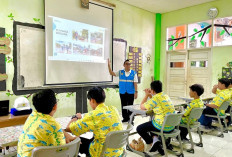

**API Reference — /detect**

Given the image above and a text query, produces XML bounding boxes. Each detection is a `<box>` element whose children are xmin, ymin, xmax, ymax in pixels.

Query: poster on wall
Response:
<box><xmin>222</xmin><ymin>68</ymin><xmax>232</xmax><ymax>79</ymax></box>
<box><xmin>128</xmin><ymin>46</ymin><xmax>142</xmax><ymax>83</ymax></box>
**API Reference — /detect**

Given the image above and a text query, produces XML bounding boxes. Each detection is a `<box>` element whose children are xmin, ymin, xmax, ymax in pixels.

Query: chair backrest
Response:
<box><xmin>100</xmin><ymin>124</ymin><xmax>133</xmax><ymax>157</ymax></box>
<box><xmin>31</xmin><ymin>137</ymin><xmax>81</xmax><ymax>157</ymax></box>
<box><xmin>162</xmin><ymin>113</ymin><xmax>183</xmax><ymax>131</ymax></box>
<box><xmin>189</xmin><ymin>108</ymin><xmax>204</xmax><ymax>120</ymax></box>
<box><xmin>218</xmin><ymin>101</ymin><xmax>230</xmax><ymax>112</ymax></box>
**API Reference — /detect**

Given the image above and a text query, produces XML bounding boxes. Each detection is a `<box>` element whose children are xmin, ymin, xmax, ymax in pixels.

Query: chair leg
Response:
<box><xmin>161</xmin><ymin>135</ymin><xmax>168</xmax><ymax>157</ymax></box>
<box><xmin>186</xmin><ymin>127</ymin><xmax>194</xmax><ymax>153</ymax></box>
<box><xmin>224</xmin><ymin>118</ymin><xmax>228</xmax><ymax>133</ymax></box>
<box><xmin>217</xmin><ymin>116</ymin><xmax>224</xmax><ymax>138</ymax></box>
<box><xmin>177</xmin><ymin>134</ymin><xmax>184</xmax><ymax>157</ymax></box>
<box><xmin>196</xmin><ymin>127</ymin><xmax>203</xmax><ymax>147</ymax></box>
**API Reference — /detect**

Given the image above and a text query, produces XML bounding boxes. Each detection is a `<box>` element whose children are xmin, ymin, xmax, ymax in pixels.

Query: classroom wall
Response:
<box><xmin>0</xmin><ymin>0</ymin><xmax>155</xmax><ymax>117</ymax></box>
<box><xmin>160</xmin><ymin>0</ymin><xmax>232</xmax><ymax>91</ymax></box>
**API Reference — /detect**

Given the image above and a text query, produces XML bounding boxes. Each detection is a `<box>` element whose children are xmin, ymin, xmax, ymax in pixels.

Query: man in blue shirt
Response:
<box><xmin>108</xmin><ymin>59</ymin><xmax>138</xmax><ymax>123</ymax></box>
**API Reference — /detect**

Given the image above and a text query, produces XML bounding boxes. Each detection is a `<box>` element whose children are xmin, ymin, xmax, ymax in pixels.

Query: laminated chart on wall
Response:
<box><xmin>222</xmin><ymin>67</ymin><xmax>232</xmax><ymax>79</ymax></box>
<box><xmin>128</xmin><ymin>46</ymin><xmax>142</xmax><ymax>83</ymax></box>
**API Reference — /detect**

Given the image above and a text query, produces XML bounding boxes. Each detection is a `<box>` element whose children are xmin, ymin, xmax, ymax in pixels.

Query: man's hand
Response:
<box><xmin>134</xmin><ymin>92</ymin><xmax>138</xmax><ymax>99</ymax></box>
<box><xmin>108</xmin><ymin>58</ymin><xmax>111</xmax><ymax>67</ymax></box>
<box><xmin>63</xmin><ymin>131</ymin><xmax>77</xmax><ymax>143</ymax></box>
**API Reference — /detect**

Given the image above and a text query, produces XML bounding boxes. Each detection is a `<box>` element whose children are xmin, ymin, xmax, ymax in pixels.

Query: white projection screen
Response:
<box><xmin>45</xmin><ymin>0</ymin><xmax>113</xmax><ymax>85</ymax></box>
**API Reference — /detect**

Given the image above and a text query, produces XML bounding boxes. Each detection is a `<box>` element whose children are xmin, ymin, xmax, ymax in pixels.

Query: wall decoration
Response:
<box><xmin>214</xmin><ymin>16</ymin><xmax>232</xmax><ymax>46</ymax></box>
<box><xmin>145</xmin><ymin>54</ymin><xmax>151</xmax><ymax>64</ymax></box>
<box><xmin>166</xmin><ymin>25</ymin><xmax>187</xmax><ymax>50</ymax></box>
<box><xmin>188</xmin><ymin>20</ymin><xmax>212</xmax><ymax>48</ymax></box>
<box><xmin>128</xmin><ymin>46</ymin><xmax>143</xmax><ymax>83</ymax></box>
<box><xmin>227</xmin><ymin>62</ymin><xmax>232</xmax><ymax>68</ymax></box>
<box><xmin>222</xmin><ymin>67</ymin><xmax>232</xmax><ymax>79</ymax></box>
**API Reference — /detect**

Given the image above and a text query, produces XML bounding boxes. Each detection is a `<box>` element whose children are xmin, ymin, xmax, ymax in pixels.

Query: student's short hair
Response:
<box><xmin>189</xmin><ymin>84</ymin><xmax>204</xmax><ymax>96</ymax></box>
<box><xmin>150</xmin><ymin>80</ymin><xmax>162</xmax><ymax>93</ymax></box>
<box><xmin>123</xmin><ymin>59</ymin><xmax>130</xmax><ymax>65</ymax></box>
<box><xmin>32</xmin><ymin>89</ymin><xmax>57</xmax><ymax>114</ymax></box>
<box><xmin>229</xmin><ymin>79</ymin><xmax>232</xmax><ymax>85</ymax></box>
<box><xmin>218</xmin><ymin>78</ymin><xmax>230</xmax><ymax>88</ymax></box>
<box><xmin>87</xmin><ymin>87</ymin><xmax>105</xmax><ymax>103</ymax></box>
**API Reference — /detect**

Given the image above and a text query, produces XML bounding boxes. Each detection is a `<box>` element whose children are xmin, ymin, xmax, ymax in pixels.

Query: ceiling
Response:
<box><xmin>118</xmin><ymin>0</ymin><xmax>218</xmax><ymax>13</ymax></box>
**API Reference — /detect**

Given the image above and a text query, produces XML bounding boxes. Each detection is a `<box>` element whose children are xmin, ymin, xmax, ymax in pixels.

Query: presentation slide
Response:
<box><xmin>50</xmin><ymin>17</ymin><xmax>106</xmax><ymax>63</ymax></box>
<box><xmin>45</xmin><ymin>0</ymin><xmax>113</xmax><ymax>85</ymax></box>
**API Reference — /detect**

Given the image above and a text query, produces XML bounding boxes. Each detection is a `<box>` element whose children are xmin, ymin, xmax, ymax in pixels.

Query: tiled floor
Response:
<box><xmin>1</xmin><ymin>115</ymin><xmax>232</xmax><ymax>157</ymax></box>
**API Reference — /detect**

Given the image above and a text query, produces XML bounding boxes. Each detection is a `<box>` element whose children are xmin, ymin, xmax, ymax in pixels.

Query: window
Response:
<box><xmin>170</xmin><ymin>62</ymin><xmax>185</xmax><ymax>68</ymax></box>
<box><xmin>188</xmin><ymin>20</ymin><xmax>212</xmax><ymax>48</ymax></box>
<box><xmin>167</xmin><ymin>25</ymin><xmax>187</xmax><ymax>51</ymax></box>
<box><xmin>214</xmin><ymin>16</ymin><xmax>232</xmax><ymax>46</ymax></box>
<box><xmin>190</xmin><ymin>61</ymin><xmax>208</xmax><ymax>67</ymax></box>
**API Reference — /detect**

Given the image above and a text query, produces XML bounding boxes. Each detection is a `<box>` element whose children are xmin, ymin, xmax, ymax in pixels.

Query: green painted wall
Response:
<box><xmin>160</xmin><ymin>0</ymin><xmax>232</xmax><ymax>91</ymax></box>
<box><xmin>0</xmin><ymin>0</ymin><xmax>155</xmax><ymax>117</ymax></box>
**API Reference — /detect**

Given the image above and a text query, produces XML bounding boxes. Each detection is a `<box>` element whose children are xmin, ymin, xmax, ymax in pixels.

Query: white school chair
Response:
<box><xmin>31</xmin><ymin>137</ymin><xmax>81</xmax><ymax>157</ymax></box>
<box><xmin>205</xmin><ymin>101</ymin><xmax>230</xmax><ymax>137</ymax></box>
<box><xmin>179</xmin><ymin>108</ymin><xmax>204</xmax><ymax>153</ymax></box>
<box><xmin>100</xmin><ymin>124</ymin><xmax>133</xmax><ymax>157</ymax></box>
<box><xmin>151</xmin><ymin>113</ymin><xmax>184</xmax><ymax>157</ymax></box>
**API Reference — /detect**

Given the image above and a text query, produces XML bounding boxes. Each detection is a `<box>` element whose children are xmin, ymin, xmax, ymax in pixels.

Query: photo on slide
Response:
<box><xmin>55</xmin><ymin>41</ymin><xmax>72</xmax><ymax>55</ymax></box>
<box><xmin>90</xmin><ymin>45</ymin><xmax>103</xmax><ymax>57</ymax></box>
<box><xmin>90</xmin><ymin>32</ymin><xmax>103</xmax><ymax>44</ymax></box>
<box><xmin>72</xmin><ymin>29</ymin><xmax>89</xmax><ymax>42</ymax></box>
<box><xmin>73</xmin><ymin>43</ymin><xmax>90</xmax><ymax>56</ymax></box>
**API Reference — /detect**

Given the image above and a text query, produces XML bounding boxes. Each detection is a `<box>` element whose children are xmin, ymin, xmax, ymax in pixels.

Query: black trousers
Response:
<box><xmin>79</xmin><ymin>137</ymin><xmax>94</xmax><ymax>156</ymax></box>
<box><xmin>120</xmin><ymin>93</ymin><xmax>134</xmax><ymax>121</ymax></box>
<box><xmin>179</xmin><ymin>127</ymin><xmax>188</xmax><ymax>139</ymax></box>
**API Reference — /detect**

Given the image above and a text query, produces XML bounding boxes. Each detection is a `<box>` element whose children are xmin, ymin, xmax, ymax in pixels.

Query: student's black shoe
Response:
<box><xmin>150</xmin><ymin>141</ymin><xmax>164</xmax><ymax>155</ymax></box>
<box><xmin>166</xmin><ymin>143</ymin><xmax>173</xmax><ymax>150</ymax></box>
<box><xmin>122</xmin><ymin>119</ymin><xmax>129</xmax><ymax>123</ymax></box>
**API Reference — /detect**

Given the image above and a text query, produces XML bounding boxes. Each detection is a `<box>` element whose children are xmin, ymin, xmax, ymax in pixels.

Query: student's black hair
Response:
<box><xmin>189</xmin><ymin>84</ymin><xmax>204</xmax><ymax>96</ymax></box>
<box><xmin>229</xmin><ymin>79</ymin><xmax>232</xmax><ymax>85</ymax></box>
<box><xmin>150</xmin><ymin>80</ymin><xmax>162</xmax><ymax>93</ymax></box>
<box><xmin>123</xmin><ymin>59</ymin><xmax>130</xmax><ymax>65</ymax></box>
<box><xmin>87</xmin><ymin>87</ymin><xmax>106</xmax><ymax>103</ymax></box>
<box><xmin>32</xmin><ymin>89</ymin><xmax>57</xmax><ymax>114</ymax></box>
<box><xmin>218</xmin><ymin>78</ymin><xmax>230</xmax><ymax>88</ymax></box>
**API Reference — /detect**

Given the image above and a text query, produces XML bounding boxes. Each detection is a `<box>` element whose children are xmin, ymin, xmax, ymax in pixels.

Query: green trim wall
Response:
<box><xmin>154</xmin><ymin>13</ymin><xmax>161</xmax><ymax>80</ymax></box>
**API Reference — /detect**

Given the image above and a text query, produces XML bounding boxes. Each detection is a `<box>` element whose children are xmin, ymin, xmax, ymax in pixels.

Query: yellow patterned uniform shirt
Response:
<box><xmin>70</xmin><ymin>103</ymin><xmax>123</xmax><ymax>157</ymax></box>
<box><xmin>181</xmin><ymin>99</ymin><xmax>204</xmax><ymax>124</ymax></box>
<box><xmin>213</xmin><ymin>89</ymin><xmax>231</xmax><ymax>115</ymax></box>
<box><xmin>17</xmin><ymin>111</ymin><xmax>66</xmax><ymax>157</ymax></box>
<box><xmin>144</xmin><ymin>92</ymin><xmax>175</xmax><ymax>131</ymax></box>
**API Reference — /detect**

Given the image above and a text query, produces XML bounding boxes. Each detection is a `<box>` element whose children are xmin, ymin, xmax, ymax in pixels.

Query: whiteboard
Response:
<box><xmin>16</xmin><ymin>24</ymin><xmax>45</xmax><ymax>90</ymax></box>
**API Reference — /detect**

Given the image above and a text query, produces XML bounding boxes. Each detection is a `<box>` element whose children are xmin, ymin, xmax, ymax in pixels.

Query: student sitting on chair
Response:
<box><xmin>137</xmin><ymin>80</ymin><xmax>175</xmax><ymax>155</ymax></box>
<box><xmin>179</xmin><ymin>84</ymin><xmax>204</xmax><ymax>141</ymax></box>
<box><xmin>66</xmin><ymin>87</ymin><xmax>123</xmax><ymax>157</ymax></box>
<box><xmin>199</xmin><ymin>78</ymin><xmax>231</xmax><ymax>129</ymax></box>
<box><xmin>17</xmin><ymin>89</ymin><xmax>75</xmax><ymax>157</ymax></box>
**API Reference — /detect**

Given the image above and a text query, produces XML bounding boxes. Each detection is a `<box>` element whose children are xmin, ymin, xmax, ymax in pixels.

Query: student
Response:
<box><xmin>108</xmin><ymin>59</ymin><xmax>138</xmax><ymax>123</ymax></box>
<box><xmin>179</xmin><ymin>84</ymin><xmax>204</xmax><ymax>140</ymax></box>
<box><xmin>66</xmin><ymin>87</ymin><xmax>123</xmax><ymax>157</ymax></box>
<box><xmin>199</xmin><ymin>78</ymin><xmax>231</xmax><ymax>129</ymax></box>
<box><xmin>136</xmin><ymin>80</ymin><xmax>175</xmax><ymax>155</ymax></box>
<box><xmin>17</xmin><ymin>89</ymin><xmax>75</xmax><ymax>157</ymax></box>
